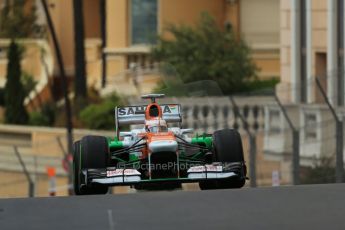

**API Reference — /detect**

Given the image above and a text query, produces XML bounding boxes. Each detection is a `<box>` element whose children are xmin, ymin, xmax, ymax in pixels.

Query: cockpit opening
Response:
<box><xmin>147</xmin><ymin>125</ymin><xmax>168</xmax><ymax>133</ymax></box>
<box><xmin>149</xmin><ymin>105</ymin><xmax>159</xmax><ymax>117</ymax></box>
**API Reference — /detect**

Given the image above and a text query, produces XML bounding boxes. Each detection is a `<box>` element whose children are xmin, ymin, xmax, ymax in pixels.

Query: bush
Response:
<box><xmin>79</xmin><ymin>94</ymin><xmax>122</xmax><ymax>130</ymax></box>
<box><xmin>300</xmin><ymin>157</ymin><xmax>339</xmax><ymax>184</ymax></box>
<box><xmin>152</xmin><ymin>12</ymin><xmax>257</xmax><ymax>94</ymax></box>
<box><xmin>4</xmin><ymin>41</ymin><xmax>28</xmax><ymax>124</ymax></box>
<box><xmin>241</xmin><ymin>78</ymin><xmax>280</xmax><ymax>95</ymax></box>
<box><xmin>21</xmin><ymin>72</ymin><xmax>37</xmax><ymax>97</ymax></box>
<box><xmin>29</xmin><ymin>103</ymin><xmax>56</xmax><ymax>126</ymax></box>
<box><xmin>29</xmin><ymin>111</ymin><xmax>50</xmax><ymax>126</ymax></box>
<box><xmin>0</xmin><ymin>1</ymin><xmax>43</xmax><ymax>38</ymax></box>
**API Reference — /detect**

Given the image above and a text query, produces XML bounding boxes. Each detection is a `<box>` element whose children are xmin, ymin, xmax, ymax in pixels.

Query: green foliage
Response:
<box><xmin>0</xmin><ymin>0</ymin><xmax>43</xmax><ymax>38</ymax></box>
<box><xmin>151</xmin><ymin>12</ymin><xmax>258</xmax><ymax>94</ymax></box>
<box><xmin>245</xmin><ymin>78</ymin><xmax>279</xmax><ymax>90</ymax></box>
<box><xmin>21</xmin><ymin>72</ymin><xmax>37</xmax><ymax>97</ymax></box>
<box><xmin>242</xmin><ymin>78</ymin><xmax>280</xmax><ymax>95</ymax></box>
<box><xmin>0</xmin><ymin>88</ymin><xmax>4</xmax><ymax>106</ymax></box>
<box><xmin>300</xmin><ymin>157</ymin><xmax>338</xmax><ymax>184</ymax></box>
<box><xmin>79</xmin><ymin>94</ymin><xmax>122</xmax><ymax>130</ymax></box>
<box><xmin>4</xmin><ymin>41</ymin><xmax>28</xmax><ymax>125</ymax></box>
<box><xmin>29</xmin><ymin>111</ymin><xmax>49</xmax><ymax>126</ymax></box>
<box><xmin>29</xmin><ymin>103</ymin><xmax>56</xmax><ymax>126</ymax></box>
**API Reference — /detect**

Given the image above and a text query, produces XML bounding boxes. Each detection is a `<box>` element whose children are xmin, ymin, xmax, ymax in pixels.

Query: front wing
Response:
<box><xmin>82</xmin><ymin>162</ymin><xmax>245</xmax><ymax>186</ymax></box>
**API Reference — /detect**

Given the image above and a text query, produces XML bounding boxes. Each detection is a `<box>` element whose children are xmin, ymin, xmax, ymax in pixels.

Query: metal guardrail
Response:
<box><xmin>0</xmin><ymin>147</ymin><xmax>65</xmax><ymax>175</ymax></box>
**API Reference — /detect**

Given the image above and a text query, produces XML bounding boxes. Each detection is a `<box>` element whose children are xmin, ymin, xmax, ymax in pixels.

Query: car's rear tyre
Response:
<box><xmin>74</xmin><ymin>136</ymin><xmax>109</xmax><ymax>195</ymax></box>
<box><xmin>199</xmin><ymin>129</ymin><xmax>246</xmax><ymax>190</ymax></box>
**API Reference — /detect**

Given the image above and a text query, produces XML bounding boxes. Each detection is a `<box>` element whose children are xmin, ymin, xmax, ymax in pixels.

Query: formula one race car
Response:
<box><xmin>73</xmin><ymin>94</ymin><xmax>247</xmax><ymax>195</ymax></box>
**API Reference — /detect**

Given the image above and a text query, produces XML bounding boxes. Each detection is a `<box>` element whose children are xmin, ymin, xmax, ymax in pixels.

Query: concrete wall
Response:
<box><xmin>0</xmin><ymin>125</ymin><xmax>114</xmax><ymax>198</ymax></box>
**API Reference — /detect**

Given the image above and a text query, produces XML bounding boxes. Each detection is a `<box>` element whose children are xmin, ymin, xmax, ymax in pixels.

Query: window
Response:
<box><xmin>268</xmin><ymin>109</ymin><xmax>281</xmax><ymax>134</ymax></box>
<box><xmin>130</xmin><ymin>0</ymin><xmax>158</xmax><ymax>45</ymax></box>
<box><xmin>304</xmin><ymin>113</ymin><xmax>317</xmax><ymax>140</ymax></box>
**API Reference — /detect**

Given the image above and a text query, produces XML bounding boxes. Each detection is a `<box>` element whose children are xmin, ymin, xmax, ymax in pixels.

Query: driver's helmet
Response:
<box><xmin>145</xmin><ymin>119</ymin><xmax>168</xmax><ymax>133</ymax></box>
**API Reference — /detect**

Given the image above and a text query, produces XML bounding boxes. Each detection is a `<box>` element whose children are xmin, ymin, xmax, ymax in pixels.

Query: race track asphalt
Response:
<box><xmin>0</xmin><ymin>183</ymin><xmax>345</xmax><ymax>230</ymax></box>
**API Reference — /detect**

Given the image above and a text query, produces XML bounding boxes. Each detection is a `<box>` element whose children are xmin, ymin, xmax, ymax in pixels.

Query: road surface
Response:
<box><xmin>0</xmin><ymin>184</ymin><xmax>345</xmax><ymax>230</ymax></box>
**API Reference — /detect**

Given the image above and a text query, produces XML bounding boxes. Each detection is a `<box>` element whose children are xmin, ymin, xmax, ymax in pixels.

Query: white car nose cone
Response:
<box><xmin>149</xmin><ymin>140</ymin><xmax>178</xmax><ymax>153</ymax></box>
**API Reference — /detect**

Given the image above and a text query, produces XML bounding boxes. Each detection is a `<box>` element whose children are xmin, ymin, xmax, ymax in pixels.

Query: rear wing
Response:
<box><xmin>115</xmin><ymin>104</ymin><xmax>182</xmax><ymax>135</ymax></box>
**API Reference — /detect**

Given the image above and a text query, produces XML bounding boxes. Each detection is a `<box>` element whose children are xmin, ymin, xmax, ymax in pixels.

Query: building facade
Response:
<box><xmin>265</xmin><ymin>0</ymin><xmax>345</xmax><ymax>170</ymax></box>
<box><xmin>0</xmin><ymin>0</ymin><xmax>281</xmax><ymax>100</ymax></box>
<box><xmin>102</xmin><ymin>0</ymin><xmax>280</xmax><ymax>96</ymax></box>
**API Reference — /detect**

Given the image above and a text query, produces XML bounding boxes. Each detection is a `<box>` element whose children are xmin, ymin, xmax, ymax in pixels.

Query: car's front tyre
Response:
<box><xmin>199</xmin><ymin>129</ymin><xmax>246</xmax><ymax>190</ymax></box>
<box><xmin>73</xmin><ymin>135</ymin><xmax>109</xmax><ymax>195</ymax></box>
